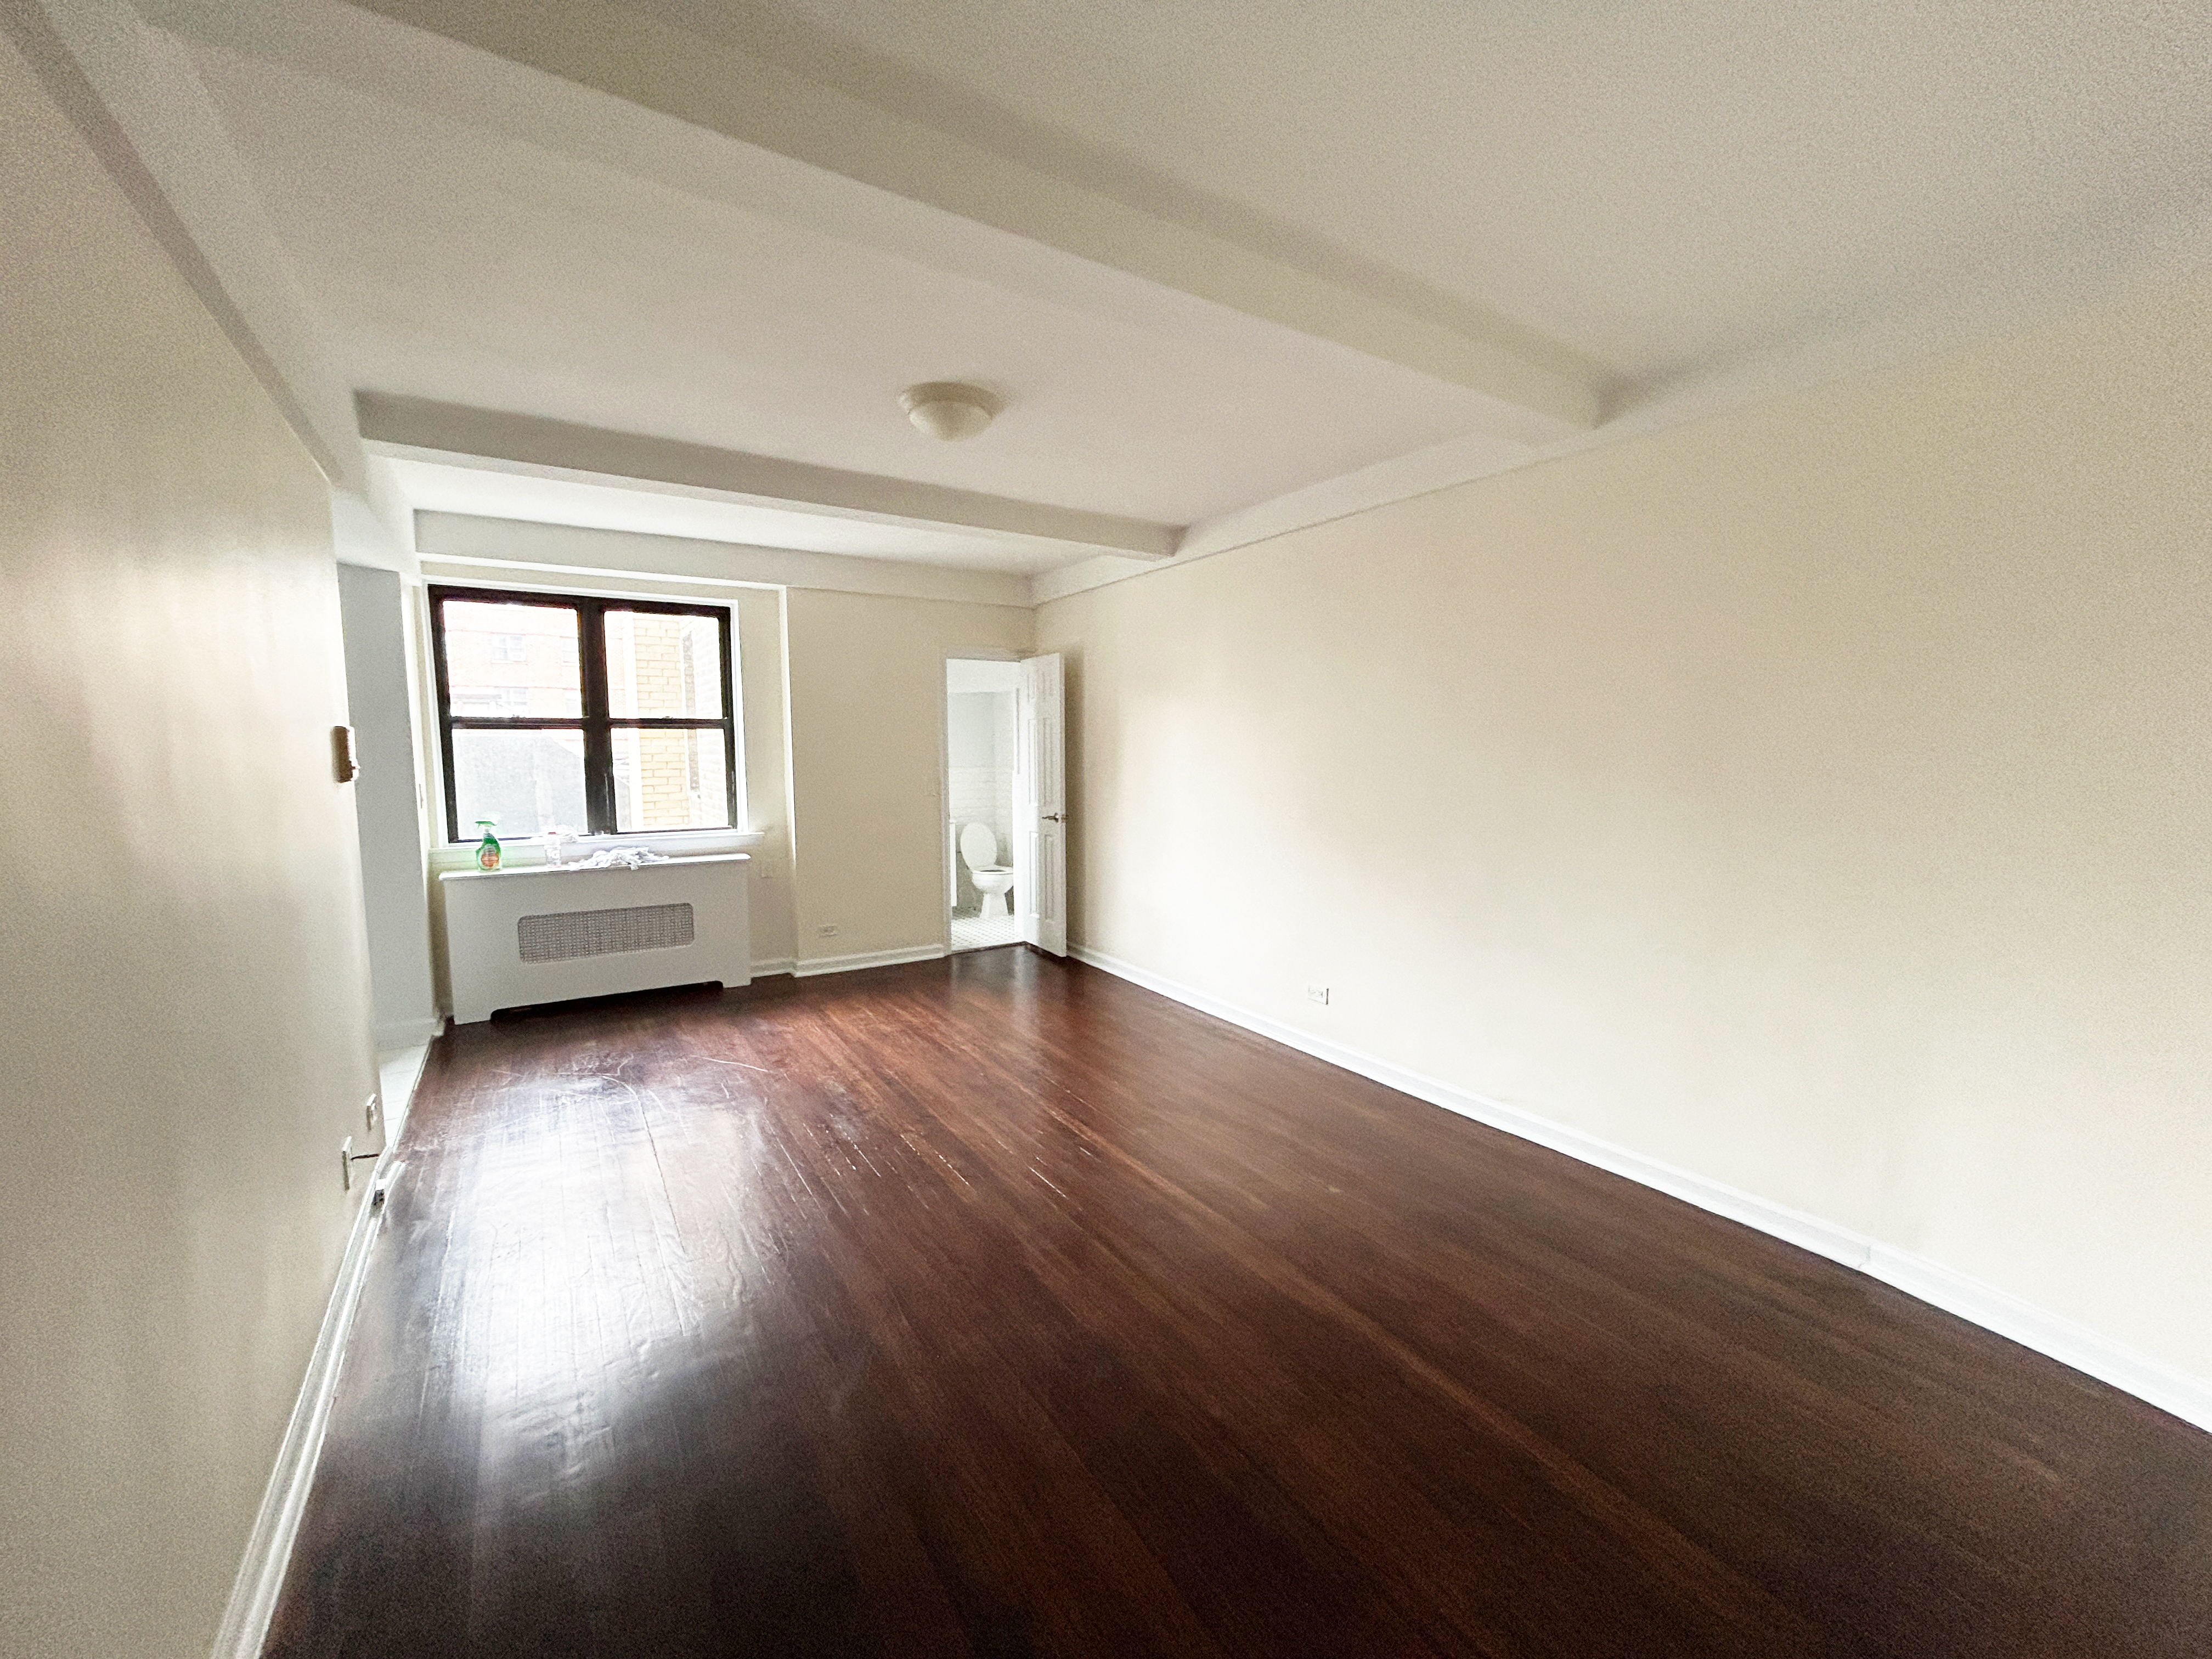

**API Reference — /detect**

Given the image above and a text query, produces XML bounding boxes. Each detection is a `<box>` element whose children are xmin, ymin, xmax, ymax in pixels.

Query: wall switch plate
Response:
<box><xmin>1307</xmin><ymin>985</ymin><xmax>1330</xmax><ymax>1005</ymax></box>
<box><xmin>365</xmin><ymin>1095</ymin><xmax>381</xmax><ymax>1137</ymax></box>
<box><xmin>340</xmin><ymin>1135</ymin><xmax>354</xmax><ymax>1190</ymax></box>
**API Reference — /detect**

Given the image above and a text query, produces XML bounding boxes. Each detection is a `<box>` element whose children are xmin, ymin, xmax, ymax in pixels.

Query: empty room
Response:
<box><xmin>4</xmin><ymin>2</ymin><xmax>2210</xmax><ymax>1655</ymax></box>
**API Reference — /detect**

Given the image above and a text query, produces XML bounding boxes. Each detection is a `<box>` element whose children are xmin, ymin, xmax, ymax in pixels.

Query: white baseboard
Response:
<box><xmin>1859</xmin><ymin>1244</ymin><xmax>2211</xmax><ymax>1431</ymax></box>
<box><xmin>793</xmin><ymin>942</ymin><xmax>947</xmax><ymax>979</ymax></box>
<box><xmin>748</xmin><ymin>956</ymin><xmax>797</xmax><ymax>979</ymax></box>
<box><xmin>1070</xmin><ymin>945</ymin><xmax>2212</xmax><ymax>1435</ymax></box>
<box><xmin>207</xmin><ymin>1172</ymin><xmax>386</xmax><ymax>1658</ymax></box>
<box><xmin>209</xmin><ymin>1054</ymin><xmax>433</xmax><ymax>1659</ymax></box>
<box><xmin>371</xmin><ymin>1014</ymin><xmax>445</xmax><ymax>1048</ymax></box>
<box><xmin>374</xmin><ymin>1042</ymin><xmax>433</xmax><ymax>1144</ymax></box>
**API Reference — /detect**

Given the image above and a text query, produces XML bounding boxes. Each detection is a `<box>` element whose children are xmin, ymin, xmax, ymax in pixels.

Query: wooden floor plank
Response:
<box><xmin>266</xmin><ymin>950</ymin><xmax>2212</xmax><ymax>1657</ymax></box>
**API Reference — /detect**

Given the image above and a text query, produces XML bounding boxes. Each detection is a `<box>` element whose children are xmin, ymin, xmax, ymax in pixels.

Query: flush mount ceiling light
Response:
<box><xmin>900</xmin><ymin>381</ymin><xmax>1001</xmax><ymax>441</ymax></box>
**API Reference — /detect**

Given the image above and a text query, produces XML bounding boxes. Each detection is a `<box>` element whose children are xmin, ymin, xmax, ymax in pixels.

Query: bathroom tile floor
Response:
<box><xmin>951</xmin><ymin>911</ymin><xmax>1023</xmax><ymax>951</ymax></box>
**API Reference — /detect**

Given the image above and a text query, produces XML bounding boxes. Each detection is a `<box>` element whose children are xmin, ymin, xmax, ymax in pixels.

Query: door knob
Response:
<box><xmin>1042</xmin><ymin>812</ymin><xmax>1066</xmax><ymax>822</ymax></box>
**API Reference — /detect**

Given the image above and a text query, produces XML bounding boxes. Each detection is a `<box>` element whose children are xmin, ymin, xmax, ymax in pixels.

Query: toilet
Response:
<box><xmin>960</xmin><ymin>822</ymin><xmax>1015</xmax><ymax>918</ymax></box>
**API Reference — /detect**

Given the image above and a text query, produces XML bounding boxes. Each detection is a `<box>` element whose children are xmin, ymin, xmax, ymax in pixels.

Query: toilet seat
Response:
<box><xmin>959</xmin><ymin>822</ymin><xmax>1015</xmax><ymax>918</ymax></box>
<box><xmin>959</xmin><ymin>821</ymin><xmax>1004</xmax><ymax>872</ymax></box>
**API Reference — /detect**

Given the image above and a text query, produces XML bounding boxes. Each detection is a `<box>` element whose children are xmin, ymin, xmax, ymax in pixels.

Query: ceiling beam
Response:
<box><xmin>416</xmin><ymin>513</ymin><xmax>1036</xmax><ymax>610</ymax></box>
<box><xmin>356</xmin><ymin>395</ymin><xmax>1182</xmax><ymax>561</ymax></box>
<box><xmin>6</xmin><ymin>0</ymin><xmax>365</xmax><ymax>487</ymax></box>
<box><xmin>336</xmin><ymin>0</ymin><xmax>1606</xmax><ymax>439</ymax></box>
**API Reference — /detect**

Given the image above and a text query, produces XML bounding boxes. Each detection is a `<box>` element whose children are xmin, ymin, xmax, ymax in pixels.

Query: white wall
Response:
<box><xmin>0</xmin><ymin>32</ymin><xmax>379</xmax><ymax>1655</ymax></box>
<box><xmin>1037</xmin><ymin>259</ymin><xmax>2212</xmax><ymax>1391</ymax></box>
<box><xmin>947</xmin><ymin>684</ymin><xmax>1015</xmax><ymax>911</ymax></box>
<box><xmin>329</xmin><ymin>457</ymin><xmax>418</xmax><ymax>578</ymax></box>
<box><xmin>337</xmin><ymin>562</ymin><xmax>440</xmax><ymax>1048</ymax></box>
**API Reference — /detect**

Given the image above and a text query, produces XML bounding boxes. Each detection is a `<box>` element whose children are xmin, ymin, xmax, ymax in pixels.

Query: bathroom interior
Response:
<box><xmin>946</xmin><ymin>658</ymin><xmax>1020</xmax><ymax>951</ymax></box>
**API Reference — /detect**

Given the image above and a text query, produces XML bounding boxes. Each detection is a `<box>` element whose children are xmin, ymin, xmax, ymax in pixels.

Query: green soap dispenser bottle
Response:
<box><xmin>475</xmin><ymin>819</ymin><xmax>501</xmax><ymax>872</ymax></box>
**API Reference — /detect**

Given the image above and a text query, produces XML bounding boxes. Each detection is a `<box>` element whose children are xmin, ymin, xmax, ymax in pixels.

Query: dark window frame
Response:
<box><xmin>427</xmin><ymin>584</ymin><xmax>739</xmax><ymax>843</ymax></box>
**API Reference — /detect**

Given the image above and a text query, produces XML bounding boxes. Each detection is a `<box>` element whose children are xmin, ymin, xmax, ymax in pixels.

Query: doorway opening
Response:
<box><xmin>946</xmin><ymin>658</ymin><xmax>1021</xmax><ymax>952</ymax></box>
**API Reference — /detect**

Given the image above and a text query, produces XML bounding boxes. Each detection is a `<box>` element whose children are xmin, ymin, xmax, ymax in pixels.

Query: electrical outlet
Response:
<box><xmin>817</xmin><ymin>923</ymin><xmax>839</xmax><ymax>938</ymax></box>
<box><xmin>1307</xmin><ymin>985</ymin><xmax>1330</xmax><ymax>1006</ymax></box>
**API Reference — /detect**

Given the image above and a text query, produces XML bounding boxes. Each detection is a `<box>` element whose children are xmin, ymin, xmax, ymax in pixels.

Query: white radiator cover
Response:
<box><xmin>439</xmin><ymin>854</ymin><xmax>751</xmax><ymax>1023</ymax></box>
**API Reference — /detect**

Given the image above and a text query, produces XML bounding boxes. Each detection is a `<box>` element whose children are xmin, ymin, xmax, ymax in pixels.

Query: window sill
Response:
<box><xmin>430</xmin><ymin>827</ymin><xmax>766</xmax><ymax>875</ymax></box>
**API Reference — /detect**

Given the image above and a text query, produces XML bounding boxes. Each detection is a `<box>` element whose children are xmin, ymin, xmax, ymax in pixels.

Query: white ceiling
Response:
<box><xmin>728</xmin><ymin>0</ymin><xmax>2212</xmax><ymax>382</ymax></box>
<box><xmin>180</xmin><ymin>17</ymin><xmax>1513</xmax><ymax>527</ymax></box>
<box><xmin>150</xmin><ymin>0</ymin><xmax>2212</xmax><ymax>579</ymax></box>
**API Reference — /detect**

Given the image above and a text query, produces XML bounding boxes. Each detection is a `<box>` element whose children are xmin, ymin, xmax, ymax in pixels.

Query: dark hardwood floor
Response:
<box><xmin>268</xmin><ymin>949</ymin><xmax>2212</xmax><ymax>1658</ymax></box>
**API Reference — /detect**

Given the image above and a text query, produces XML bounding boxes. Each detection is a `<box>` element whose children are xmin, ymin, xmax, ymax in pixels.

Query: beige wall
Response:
<box><xmin>407</xmin><ymin>569</ymin><xmax>1027</xmax><ymax>977</ymax></box>
<box><xmin>736</xmin><ymin>584</ymin><xmax>798</xmax><ymax>967</ymax></box>
<box><xmin>338</xmin><ymin>562</ymin><xmax>441</xmax><ymax>1046</ymax></box>
<box><xmin>1039</xmin><ymin>262</ymin><xmax>2212</xmax><ymax>1383</ymax></box>
<box><xmin>0</xmin><ymin>36</ymin><xmax>377</xmax><ymax>1659</ymax></box>
<box><xmin>785</xmin><ymin>588</ymin><xmax>1031</xmax><ymax>963</ymax></box>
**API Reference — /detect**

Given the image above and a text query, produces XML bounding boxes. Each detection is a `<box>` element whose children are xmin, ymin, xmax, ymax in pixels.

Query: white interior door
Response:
<box><xmin>1013</xmin><ymin>652</ymin><xmax>1066</xmax><ymax>956</ymax></box>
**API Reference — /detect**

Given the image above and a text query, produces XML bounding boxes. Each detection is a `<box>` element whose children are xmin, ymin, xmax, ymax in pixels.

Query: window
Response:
<box><xmin>453</xmin><ymin>685</ymin><xmax>531</xmax><ymax>716</ymax></box>
<box><xmin>428</xmin><ymin>586</ymin><xmax>738</xmax><ymax>843</ymax></box>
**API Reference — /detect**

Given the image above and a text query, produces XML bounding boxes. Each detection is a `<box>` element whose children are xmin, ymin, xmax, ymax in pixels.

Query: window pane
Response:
<box><xmin>606</xmin><ymin>610</ymin><xmax>723</xmax><ymax>718</ymax></box>
<box><xmin>612</xmin><ymin>727</ymin><xmax>731</xmax><ymax>832</ymax></box>
<box><xmin>452</xmin><ymin>727</ymin><xmax>588</xmax><ymax>840</ymax></box>
<box><xmin>442</xmin><ymin>600</ymin><xmax>583</xmax><ymax>718</ymax></box>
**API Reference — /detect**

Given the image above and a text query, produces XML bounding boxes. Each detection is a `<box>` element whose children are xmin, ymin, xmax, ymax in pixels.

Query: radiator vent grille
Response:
<box><xmin>518</xmin><ymin>902</ymin><xmax>696</xmax><ymax>963</ymax></box>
